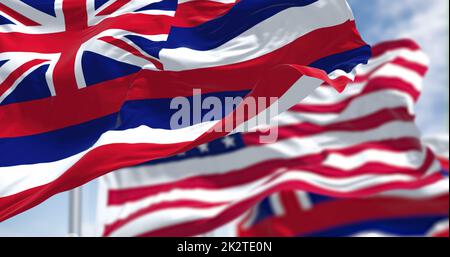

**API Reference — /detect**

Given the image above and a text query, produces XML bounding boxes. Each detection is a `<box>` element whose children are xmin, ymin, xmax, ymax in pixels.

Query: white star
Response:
<box><xmin>177</xmin><ymin>152</ymin><xmax>186</xmax><ymax>157</ymax></box>
<box><xmin>198</xmin><ymin>143</ymin><xmax>209</xmax><ymax>153</ymax></box>
<box><xmin>221</xmin><ymin>136</ymin><xmax>236</xmax><ymax>149</ymax></box>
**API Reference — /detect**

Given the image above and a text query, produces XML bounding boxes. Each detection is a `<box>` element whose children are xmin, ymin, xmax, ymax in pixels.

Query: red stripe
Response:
<box><xmin>0</xmin><ymin>3</ymin><xmax>40</xmax><ymax>26</ymax></box>
<box><xmin>127</xmin><ymin>20</ymin><xmax>366</xmax><ymax>100</ymax></box>
<box><xmin>391</xmin><ymin>58</ymin><xmax>428</xmax><ymax>77</ymax></box>
<box><xmin>103</xmin><ymin>200</ymin><xmax>228</xmax><ymax>237</ymax></box>
<box><xmin>371</xmin><ymin>39</ymin><xmax>421</xmax><ymax>58</ymax></box>
<box><xmin>289</xmin><ymin>78</ymin><xmax>420</xmax><ymax>114</ymax></box>
<box><xmin>0</xmin><ymin>74</ymin><xmax>132</xmax><ymax>138</ymax></box>
<box><xmin>352</xmin><ymin>57</ymin><xmax>427</xmax><ymax>85</ymax></box>
<box><xmin>133</xmin><ymin>174</ymin><xmax>443</xmax><ymax>237</ymax></box>
<box><xmin>62</xmin><ymin>0</ymin><xmax>88</xmax><ymax>31</ymax></box>
<box><xmin>244</xmin><ymin>107</ymin><xmax>415</xmax><ymax>145</ymax></box>
<box><xmin>174</xmin><ymin>0</ymin><xmax>238</xmax><ymax>27</ymax></box>
<box><xmin>239</xmin><ymin>194</ymin><xmax>449</xmax><ymax>237</ymax></box>
<box><xmin>106</xmin><ymin>141</ymin><xmax>435</xmax><ymax>205</ymax></box>
<box><xmin>98</xmin><ymin>36</ymin><xmax>164</xmax><ymax>70</ymax></box>
<box><xmin>279</xmin><ymin>191</ymin><xmax>304</xmax><ymax>214</ymax></box>
<box><xmin>321</xmin><ymin>138</ymin><xmax>423</xmax><ymax>156</ymax></box>
<box><xmin>0</xmin><ymin>59</ymin><xmax>49</xmax><ymax>97</ymax></box>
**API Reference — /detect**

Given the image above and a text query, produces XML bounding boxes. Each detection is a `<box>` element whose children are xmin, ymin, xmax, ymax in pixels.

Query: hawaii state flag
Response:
<box><xmin>0</xmin><ymin>1</ymin><xmax>370</xmax><ymax>221</ymax></box>
<box><xmin>237</xmin><ymin>135</ymin><xmax>449</xmax><ymax>237</ymax></box>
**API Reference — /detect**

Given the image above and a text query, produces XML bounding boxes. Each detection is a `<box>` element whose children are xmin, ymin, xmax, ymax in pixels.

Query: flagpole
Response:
<box><xmin>68</xmin><ymin>187</ymin><xmax>82</xmax><ymax>237</ymax></box>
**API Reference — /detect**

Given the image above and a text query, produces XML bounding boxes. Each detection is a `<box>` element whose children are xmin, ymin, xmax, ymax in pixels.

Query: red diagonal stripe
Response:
<box><xmin>99</xmin><ymin>36</ymin><xmax>164</xmax><ymax>70</ymax></box>
<box><xmin>0</xmin><ymin>2</ymin><xmax>40</xmax><ymax>26</ymax></box>
<box><xmin>97</xmin><ymin>0</ymin><xmax>131</xmax><ymax>16</ymax></box>
<box><xmin>0</xmin><ymin>59</ymin><xmax>48</xmax><ymax>98</ymax></box>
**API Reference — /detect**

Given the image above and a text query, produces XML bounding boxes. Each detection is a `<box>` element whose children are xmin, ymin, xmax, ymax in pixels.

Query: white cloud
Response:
<box><xmin>351</xmin><ymin>0</ymin><xmax>449</xmax><ymax>135</ymax></box>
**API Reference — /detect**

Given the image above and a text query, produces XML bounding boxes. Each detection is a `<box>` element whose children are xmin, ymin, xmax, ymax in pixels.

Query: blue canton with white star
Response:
<box><xmin>138</xmin><ymin>133</ymin><xmax>246</xmax><ymax>166</ymax></box>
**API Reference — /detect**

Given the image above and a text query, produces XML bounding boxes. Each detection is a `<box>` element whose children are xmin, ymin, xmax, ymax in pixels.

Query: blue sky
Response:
<box><xmin>0</xmin><ymin>0</ymin><xmax>448</xmax><ymax>236</ymax></box>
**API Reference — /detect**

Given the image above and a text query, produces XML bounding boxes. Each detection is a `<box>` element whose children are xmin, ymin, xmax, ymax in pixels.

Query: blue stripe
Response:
<box><xmin>309</xmin><ymin>193</ymin><xmax>334</xmax><ymax>205</ymax></box>
<box><xmin>136</xmin><ymin>0</ymin><xmax>177</xmax><ymax>12</ymax></box>
<box><xmin>0</xmin><ymin>114</ymin><xmax>119</xmax><ymax>167</ymax></box>
<box><xmin>119</xmin><ymin>90</ymin><xmax>249</xmax><ymax>130</ymax></box>
<box><xmin>126</xmin><ymin>0</ymin><xmax>319</xmax><ymax>58</ymax></box>
<box><xmin>310</xmin><ymin>46</ymin><xmax>371</xmax><ymax>74</ymax></box>
<box><xmin>0</xmin><ymin>90</ymin><xmax>247</xmax><ymax>166</ymax></box>
<box><xmin>301</xmin><ymin>216</ymin><xmax>448</xmax><ymax>237</ymax></box>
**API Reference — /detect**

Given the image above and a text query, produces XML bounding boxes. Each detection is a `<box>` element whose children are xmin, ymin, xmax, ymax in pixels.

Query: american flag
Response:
<box><xmin>96</xmin><ymin>39</ymin><xmax>444</xmax><ymax>237</ymax></box>
<box><xmin>0</xmin><ymin>1</ymin><xmax>370</xmax><ymax>222</ymax></box>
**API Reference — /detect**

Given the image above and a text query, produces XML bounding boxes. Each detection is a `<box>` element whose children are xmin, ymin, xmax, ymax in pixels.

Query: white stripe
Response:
<box><xmin>379</xmin><ymin>178</ymin><xmax>449</xmax><ymax>199</ymax></box>
<box><xmin>269</xmin><ymin>193</ymin><xmax>286</xmax><ymax>216</ymax></box>
<box><xmin>234</xmin><ymin>75</ymin><xmax>322</xmax><ymax>134</ymax></box>
<box><xmin>160</xmin><ymin>0</ymin><xmax>354</xmax><ymax>71</ymax></box>
<box><xmin>370</xmin><ymin>63</ymin><xmax>424</xmax><ymax>91</ymax></box>
<box><xmin>301</xmin><ymin>82</ymin><xmax>366</xmax><ymax>105</ymax></box>
<box><xmin>275</xmin><ymin>90</ymin><xmax>415</xmax><ymax>127</ymax></box>
<box><xmin>240</xmin><ymin>208</ymin><xmax>258</xmax><ymax>230</ymax></box>
<box><xmin>109</xmin><ymin>205</ymin><xmax>229</xmax><ymax>237</ymax></box>
<box><xmin>0</xmin><ymin>121</ymin><xmax>217</xmax><ymax>198</ymax></box>
<box><xmin>322</xmin><ymin>149</ymin><xmax>427</xmax><ymax>171</ymax></box>
<box><xmin>295</xmin><ymin>191</ymin><xmax>313</xmax><ymax>210</ymax></box>
<box><xmin>302</xmin><ymin>49</ymin><xmax>426</xmax><ymax>106</ymax></box>
<box><xmin>302</xmin><ymin>65</ymin><xmax>422</xmax><ymax>108</ymax></box>
<box><xmin>357</xmin><ymin>48</ymin><xmax>429</xmax><ymax>76</ymax></box>
<box><xmin>105</xmin><ymin>121</ymin><xmax>422</xmax><ymax>190</ymax></box>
